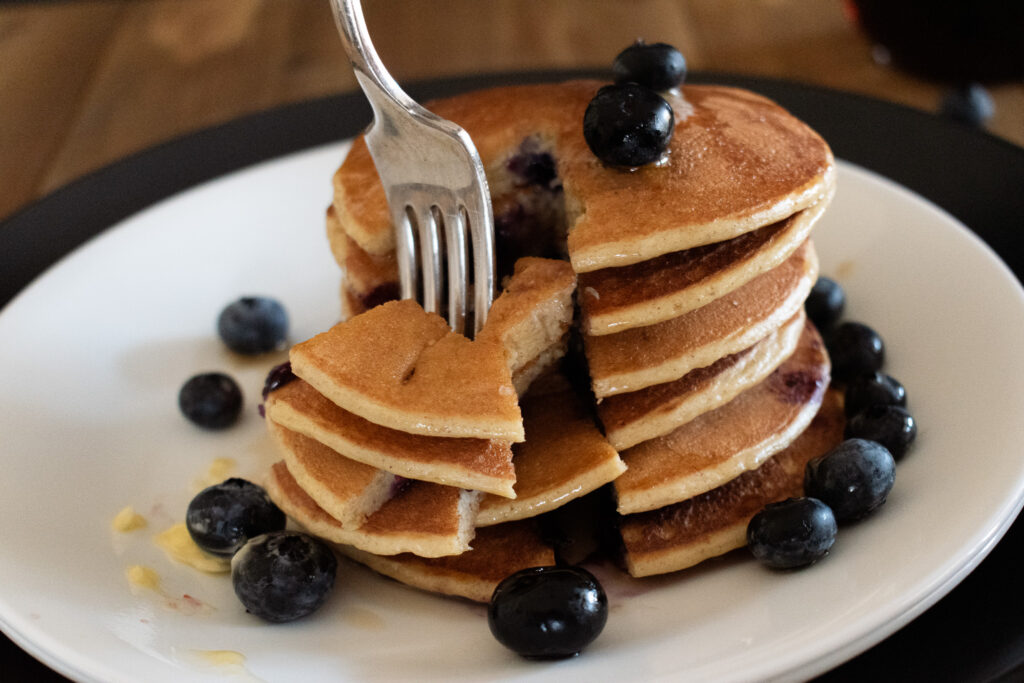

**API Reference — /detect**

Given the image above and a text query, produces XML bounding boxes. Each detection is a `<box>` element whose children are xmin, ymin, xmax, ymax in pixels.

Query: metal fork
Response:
<box><xmin>330</xmin><ymin>0</ymin><xmax>495</xmax><ymax>337</ymax></box>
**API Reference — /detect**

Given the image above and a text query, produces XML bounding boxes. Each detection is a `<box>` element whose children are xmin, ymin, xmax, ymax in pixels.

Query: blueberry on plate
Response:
<box><xmin>217</xmin><ymin>296</ymin><xmax>288</xmax><ymax>354</ymax></box>
<box><xmin>583</xmin><ymin>83</ymin><xmax>674</xmax><ymax>167</ymax></box>
<box><xmin>747</xmin><ymin>497</ymin><xmax>837</xmax><ymax>569</ymax></box>
<box><xmin>232</xmin><ymin>531</ymin><xmax>337</xmax><ymax>623</ymax></box>
<box><xmin>612</xmin><ymin>40</ymin><xmax>687</xmax><ymax>91</ymax></box>
<box><xmin>844</xmin><ymin>371</ymin><xmax>907</xmax><ymax>417</ymax></box>
<box><xmin>845</xmin><ymin>404</ymin><xmax>917</xmax><ymax>460</ymax></box>
<box><xmin>826</xmin><ymin>321</ymin><xmax>885</xmax><ymax>383</ymax></box>
<box><xmin>805</xmin><ymin>276</ymin><xmax>845</xmax><ymax>331</ymax></box>
<box><xmin>805</xmin><ymin>439</ymin><xmax>896</xmax><ymax>523</ymax></box>
<box><xmin>186</xmin><ymin>478</ymin><xmax>286</xmax><ymax>557</ymax></box>
<box><xmin>488</xmin><ymin>565</ymin><xmax>608</xmax><ymax>659</ymax></box>
<box><xmin>178</xmin><ymin>372</ymin><xmax>243</xmax><ymax>429</ymax></box>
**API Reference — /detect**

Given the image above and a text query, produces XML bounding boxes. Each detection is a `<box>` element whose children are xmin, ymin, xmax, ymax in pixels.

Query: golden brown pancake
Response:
<box><xmin>265</xmin><ymin>461</ymin><xmax>480</xmax><ymax>558</ymax></box>
<box><xmin>339</xmin><ymin>521</ymin><xmax>556</xmax><ymax>603</ymax></box>
<box><xmin>585</xmin><ymin>239</ymin><xmax>817</xmax><ymax>398</ymax></box>
<box><xmin>599</xmin><ymin>309</ymin><xmax>805</xmax><ymax>451</ymax></box>
<box><xmin>619</xmin><ymin>389</ymin><xmax>844</xmax><ymax>577</ymax></box>
<box><xmin>331</xmin><ymin>81</ymin><xmax>834</xmax><ymax>274</ymax></box>
<box><xmin>476</xmin><ymin>378</ymin><xmax>625</xmax><ymax>527</ymax></box>
<box><xmin>578</xmin><ymin>199</ymin><xmax>826</xmax><ymax>336</ymax></box>
<box><xmin>267</xmin><ymin>418</ymin><xmax>397</xmax><ymax>527</ymax></box>
<box><xmin>477</xmin><ymin>257</ymin><xmax>576</xmax><ymax>396</ymax></box>
<box><xmin>265</xmin><ymin>378</ymin><xmax>516</xmax><ymax>498</ymax></box>
<box><xmin>291</xmin><ymin>299</ymin><xmax>524</xmax><ymax>441</ymax></box>
<box><xmin>614</xmin><ymin>320</ymin><xmax>830</xmax><ymax>515</ymax></box>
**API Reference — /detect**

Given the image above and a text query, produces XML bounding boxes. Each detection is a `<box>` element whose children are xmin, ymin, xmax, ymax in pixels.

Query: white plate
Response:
<box><xmin>2</xmin><ymin>145</ymin><xmax>1024</xmax><ymax>683</ymax></box>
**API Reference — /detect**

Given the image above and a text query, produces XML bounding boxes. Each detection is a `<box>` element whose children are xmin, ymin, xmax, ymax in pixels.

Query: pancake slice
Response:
<box><xmin>600</xmin><ymin>309</ymin><xmax>805</xmax><ymax>451</ymax></box>
<box><xmin>620</xmin><ymin>389</ymin><xmax>844</xmax><ymax>577</ymax></box>
<box><xmin>586</xmin><ymin>239</ymin><xmax>818</xmax><ymax>398</ymax></box>
<box><xmin>476</xmin><ymin>378</ymin><xmax>625</xmax><ymax>527</ymax></box>
<box><xmin>339</xmin><ymin>521</ymin><xmax>556</xmax><ymax>603</ymax></box>
<box><xmin>477</xmin><ymin>257</ymin><xmax>577</xmax><ymax>396</ymax></box>
<box><xmin>265</xmin><ymin>379</ymin><xmax>516</xmax><ymax>498</ymax></box>
<box><xmin>265</xmin><ymin>461</ymin><xmax>480</xmax><ymax>558</ymax></box>
<box><xmin>579</xmin><ymin>200</ymin><xmax>825</xmax><ymax>336</ymax></box>
<box><xmin>614</xmin><ymin>320</ymin><xmax>830</xmax><ymax>515</ymax></box>
<box><xmin>291</xmin><ymin>299</ymin><xmax>524</xmax><ymax>441</ymax></box>
<box><xmin>267</xmin><ymin>418</ymin><xmax>396</xmax><ymax>528</ymax></box>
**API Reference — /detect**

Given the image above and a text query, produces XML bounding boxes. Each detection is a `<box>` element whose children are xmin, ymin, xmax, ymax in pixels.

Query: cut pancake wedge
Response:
<box><xmin>265</xmin><ymin>461</ymin><xmax>480</xmax><ymax>558</ymax></box>
<box><xmin>579</xmin><ymin>199</ymin><xmax>825</xmax><ymax>336</ymax></box>
<box><xmin>614</xmin><ymin>319</ymin><xmax>830</xmax><ymax>515</ymax></box>
<box><xmin>476</xmin><ymin>379</ymin><xmax>625</xmax><ymax>527</ymax></box>
<box><xmin>339</xmin><ymin>521</ymin><xmax>556</xmax><ymax>603</ymax></box>
<box><xmin>620</xmin><ymin>389</ymin><xmax>844</xmax><ymax>577</ymax></box>
<box><xmin>265</xmin><ymin>379</ymin><xmax>516</xmax><ymax>498</ymax></box>
<box><xmin>599</xmin><ymin>310</ymin><xmax>805</xmax><ymax>451</ymax></box>
<box><xmin>291</xmin><ymin>299</ymin><xmax>524</xmax><ymax>441</ymax></box>
<box><xmin>586</xmin><ymin>239</ymin><xmax>818</xmax><ymax>398</ymax></box>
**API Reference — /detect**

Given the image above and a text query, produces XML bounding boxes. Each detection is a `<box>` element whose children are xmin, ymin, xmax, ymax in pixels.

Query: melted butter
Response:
<box><xmin>126</xmin><ymin>565</ymin><xmax>161</xmax><ymax>591</ymax></box>
<box><xmin>154</xmin><ymin>523</ymin><xmax>230</xmax><ymax>573</ymax></box>
<box><xmin>112</xmin><ymin>506</ymin><xmax>147</xmax><ymax>532</ymax></box>
<box><xmin>196</xmin><ymin>649</ymin><xmax>246</xmax><ymax>667</ymax></box>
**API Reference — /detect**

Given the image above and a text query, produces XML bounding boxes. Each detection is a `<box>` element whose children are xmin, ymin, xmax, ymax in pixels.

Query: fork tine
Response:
<box><xmin>391</xmin><ymin>200</ymin><xmax>417</xmax><ymax>302</ymax></box>
<box><xmin>442</xmin><ymin>204</ymin><xmax>468</xmax><ymax>334</ymax></box>
<box><xmin>414</xmin><ymin>204</ymin><xmax>442</xmax><ymax>315</ymax></box>
<box><xmin>463</xmin><ymin>188</ymin><xmax>495</xmax><ymax>337</ymax></box>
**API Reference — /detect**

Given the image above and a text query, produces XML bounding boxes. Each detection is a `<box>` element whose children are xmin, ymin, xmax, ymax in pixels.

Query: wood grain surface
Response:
<box><xmin>1</xmin><ymin>0</ymin><xmax>1021</xmax><ymax>222</ymax></box>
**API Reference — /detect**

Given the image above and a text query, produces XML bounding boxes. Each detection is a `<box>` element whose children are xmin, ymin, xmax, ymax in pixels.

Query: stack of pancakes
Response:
<box><xmin>264</xmin><ymin>257</ymin><xmax>626</xmax><ymax>601</ymax></box>
<box><xmin>299</xmin><ymin>79</ymin><xmax>844</xmax><ymax>593</ymax></box>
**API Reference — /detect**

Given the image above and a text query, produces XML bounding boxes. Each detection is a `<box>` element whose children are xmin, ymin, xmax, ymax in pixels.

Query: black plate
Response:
<box><xmin>3</xmin><ymin>70</ymin><xmax>1023</xmax><ymax>682</ymax></box>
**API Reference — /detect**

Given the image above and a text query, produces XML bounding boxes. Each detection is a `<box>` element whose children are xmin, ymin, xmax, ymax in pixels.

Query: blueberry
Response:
<box><xmin>747</xmin><ymin>497</ymin><xmax>837</xmax><ymax>569</ymax></box>
<box><xmin>612</xmin><ymin>40</ymin><xmax>687</xmax><ymax>91</ymax></box>
<box><xmin>805</xmin><ymin>439</ymin><xmax>896</xmax><ymax>523</ymax></box>
<box><xmin>261</xmin><ymin>361</ymin><xmax>296</xmax><ymax>401</ymax></box>
<box><xmin>805</xmin><ymin>276</ymin><xmax>845</xmax><ymax>331</ymax></box>
<box><xmin>826</xmin><ymin>321</ymin><xmax>885</xmax><ymax>383</ymax></box>
<box><xmin>488</xmin><ymin>565</ymin><xmax>607</xmax><ymax>659</ymax></box>
<box><xmin>844</xmin><ymin>371</ymin><xmax>907</xmax><ymax>417</ymax></box>
<box><xmin>939</xmin><ymin>84</ymin><xmax>994</xmax><ymax>127</ymax></box>
<box><xmin>186</xmin><ymin>478</ymin><xmax>286</xmax><ymax>557</ymax></box>
<box><xmin>583</xmin><ymin>83</ymin><xmax>674</xmax><ymax>167</ymax></box>
<box><xmin>845</xmin><ymin>405</ymin><xmax>917</xmax><ymax>460</ymax></box>
<box><xmin>217</xmin><ymin>296</ymin><xmax>288</xmax><ymax>354</ymax></box>
<box><xmin>232</xmin><ymin>531</ymin><xmax>337</xmax><ymax>623</ymax></box>
<box><xmin>178</xmin><ymin>372</ymin><xmax>243</xmax><ymax>429</ymax></box>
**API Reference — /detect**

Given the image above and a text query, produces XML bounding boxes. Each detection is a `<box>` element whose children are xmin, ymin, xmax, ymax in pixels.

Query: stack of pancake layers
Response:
<box><xmin>264</xmin><ymin>257</ymin><xmax>626</xmax><ymax>602</ymax></box>
<box><xmin>320</xmin><ymin>80</ymin><xmax>846</xmax><ymax>585</ymax></box>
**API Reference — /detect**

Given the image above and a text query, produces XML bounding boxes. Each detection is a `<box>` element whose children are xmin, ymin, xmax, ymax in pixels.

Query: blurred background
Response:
<box><xmin>1</xmin><ymin>0</ymin><xmax>1021</xmax><ymax>223</ymax></box>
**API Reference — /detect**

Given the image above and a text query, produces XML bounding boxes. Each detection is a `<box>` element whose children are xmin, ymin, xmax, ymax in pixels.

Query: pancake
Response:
<box><xmin>267</xmin><ymin>418</ymin><xmax>397</xmax><ymax>527</ymax></box>
<box><xmin>265</xmin><ymin>378</ymin><xmax>516</xmax><ymax>498</ymax></box>
<box><xmin>599</xmin><ymin>309</ymin><xmax>805</xmax><ymax>451</ymax></box>
<box><xmin>476</xmin><ymin>257</ymin><xmax>576</xmax><ymax>396</ymax></box>
<box><xmin>265</xmin><ymin>461</ymin><xmax>480</xmax><ymax>558</ymax></box>
<box><xmin>586</xmin><ymin>239</ymin><xmax>818</xmax><ymax>398</ymax></box>
<box><xmin>290</xmin><ymin>299</ymin><xmax>524</xmax><ymax>441</ymax></box>
<box><xmin>579</xmin><ymin>199</ymin><xmax>826</xmax><ymax>336</ymax></box>
<box><xmin>328</xmin><ymin>205</ymin><xmax>398</xmax><ymax>307</ymax></box>
<box><xmin>614</xmin><ymin>319</ymin><xmax>830</xmax><ymax>515</ymax></box>
<box><xmin>476</xmin><ymin>379</ymin><xmax>625</xmax><ymax>527</ymax></box>
<box><xmin>339</xmin><ymin>521</ymin><xmax>556</xmax><ymax>603</ymax></box>
<box><xmin>619</xmin><ymin>389</ymin><xmax>844</xmax><ymax>577</ymax></box>
<box><xmin>330</xmin><ymin>81</ymin><xmax>835</xmax><ymax>274</ymax></box>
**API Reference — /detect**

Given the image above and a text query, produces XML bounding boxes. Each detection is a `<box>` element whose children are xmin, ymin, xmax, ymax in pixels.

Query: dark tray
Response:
<box><xmin>3</xmin><ymin>70</ymin><xmax>1023</xmax><ymax>682</ymax></box>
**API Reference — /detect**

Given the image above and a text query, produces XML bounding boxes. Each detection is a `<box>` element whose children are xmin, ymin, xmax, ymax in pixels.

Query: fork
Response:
<box><xmin>330</xmin><ymin>0</ymin><xmax>496</xmax><ymax>337</ymax></box>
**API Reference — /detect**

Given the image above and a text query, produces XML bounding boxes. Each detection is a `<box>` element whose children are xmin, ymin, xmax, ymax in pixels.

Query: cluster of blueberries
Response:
<box><xmin>747</xmin><ymin>277</ymin><xmax>918</xmax><ymax>569</ymax></box>
<box><xmin>178</xmin><ymin>296</ymin><xmax>338</xmax><ymax>622</ymax></box>
<box><xmin>583</xmin><ymin>41</ymin><xmax>686</xmax><ymax>167</ymax></box>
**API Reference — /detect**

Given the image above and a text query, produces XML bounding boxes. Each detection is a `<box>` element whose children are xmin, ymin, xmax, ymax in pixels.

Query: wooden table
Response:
<box><xmin>1</xmin><ymin>0</ymin><xmax>1022</xmax><ymax>224</ymax></box>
